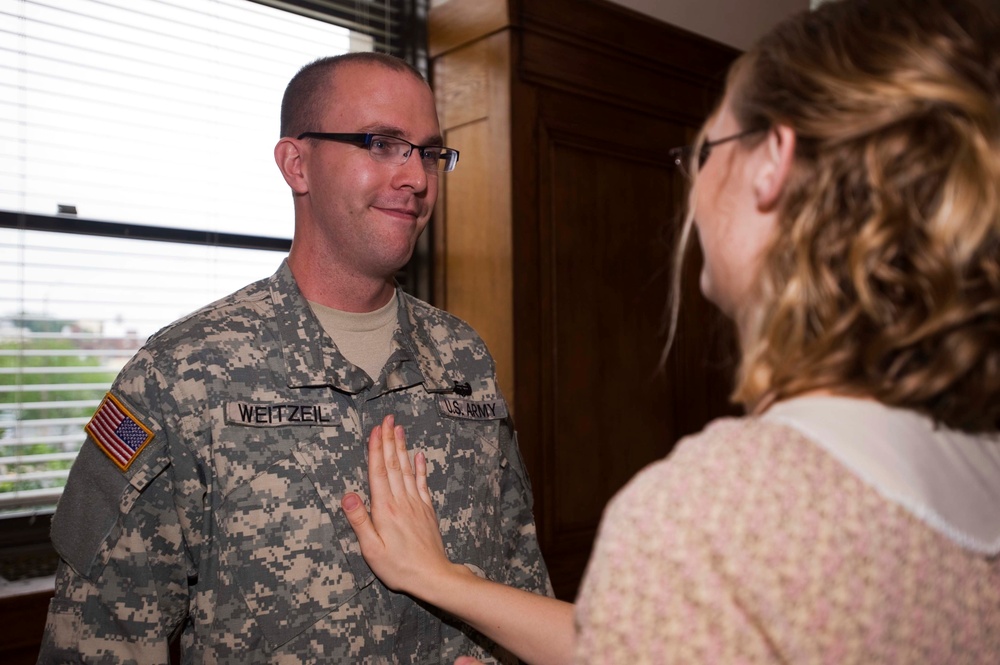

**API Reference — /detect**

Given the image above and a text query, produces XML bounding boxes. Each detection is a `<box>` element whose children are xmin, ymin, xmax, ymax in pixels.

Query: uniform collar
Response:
<box><xmin>268</xmin><ymin>260</ymin><xmax>473</xmax><ymax>395</ymax></box>
<box><xmin>390</xmin><ymin>292</ymin><xmax>465</xmax><ymax>394</ymax></box>
<box><xmin>267</xmin><ymin>260</ymin><xmax>364</xmax><ymax>392</ymax></box>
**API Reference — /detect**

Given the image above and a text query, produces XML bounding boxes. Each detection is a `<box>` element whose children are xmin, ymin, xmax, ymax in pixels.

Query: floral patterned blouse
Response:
<box><xmin>575</xmin><ymin>400</ymin><xmax>1000</xmax><ymax>664</ymax></box>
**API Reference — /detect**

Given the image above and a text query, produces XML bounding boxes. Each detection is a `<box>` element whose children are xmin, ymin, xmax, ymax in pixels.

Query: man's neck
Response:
<box><xmin>288</xmin><ymin>255</ymin><xmax>396</xmax><ymax>313</ymax></box>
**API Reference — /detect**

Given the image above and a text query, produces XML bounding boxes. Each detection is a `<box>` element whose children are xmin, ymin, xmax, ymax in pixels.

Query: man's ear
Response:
<box><xmin>754</xmin><ymin>125</ymin><xmax>796</xmax><ymax>211</ymax></box>
<box><xmin>274</xmin><ymin>137</ymin><xmax>309</xmax><ymax>195</ymax></box>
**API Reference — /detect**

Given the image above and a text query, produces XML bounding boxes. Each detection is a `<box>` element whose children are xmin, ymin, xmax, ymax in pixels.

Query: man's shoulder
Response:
<box><xmin>400</xmin><ymin>291</ymin><xmax>482</xmax><ymax>341</ymax></box>
<box><xmin>398</xmin><ymin>292</ymin><xmax>503</xmax><ymax>390</ymax></box>
<box><xmin>143</xmin><ymin>271</ymin><xmax>277</xmax><ymax>355</ymax></box>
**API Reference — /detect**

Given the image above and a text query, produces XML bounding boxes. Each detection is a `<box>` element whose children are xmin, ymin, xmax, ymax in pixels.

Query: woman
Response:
<box><xmin>341</xmin><ymin>0</ymin><xmax>1000</xmax><ymax>662</ymax></box>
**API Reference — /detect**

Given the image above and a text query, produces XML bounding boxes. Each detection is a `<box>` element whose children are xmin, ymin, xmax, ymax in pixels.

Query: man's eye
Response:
<box><xmin>371</xmin><ymin>138</ymin><xmax>391</xmax><ymax>150</ymax></box>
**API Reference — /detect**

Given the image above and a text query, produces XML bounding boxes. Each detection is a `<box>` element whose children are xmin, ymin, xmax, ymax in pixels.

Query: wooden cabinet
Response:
<box><xmin>430</xmin><ymin>0</ymin><xmax>742</xmax><ymax>600</ymax></box>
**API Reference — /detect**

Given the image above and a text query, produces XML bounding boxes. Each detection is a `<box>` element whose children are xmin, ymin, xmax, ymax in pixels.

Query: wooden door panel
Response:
<box><xmin>547</xmin><ymin>141</ymin><xmax>677</xmax><ymax>527</ymax></box>
<box><xmin>527</xmin><ymin>83</ymin><xmax>740</xmax><ymax>597</ymax></box>
<box><xmin>532</xmin><ymin>102</ymin><xmax>703</xmax><ymax>597</ymax></box>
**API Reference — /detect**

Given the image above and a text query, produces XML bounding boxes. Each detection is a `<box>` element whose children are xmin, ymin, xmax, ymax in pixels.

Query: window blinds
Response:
<box><xmin>0</xmin><ymin>0</ymin><xmax>413</xmax><ymax>516</ymax></box>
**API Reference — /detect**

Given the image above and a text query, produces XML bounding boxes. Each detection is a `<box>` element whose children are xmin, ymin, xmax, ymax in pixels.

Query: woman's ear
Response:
<box><xmin>754</xmin><ymin>125</ymin><xmax>796</xmax><ymax>211</ymax></box>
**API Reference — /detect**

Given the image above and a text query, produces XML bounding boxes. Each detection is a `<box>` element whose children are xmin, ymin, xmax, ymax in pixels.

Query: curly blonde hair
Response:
<box><xmin>677</xmin><ymin>0</ymin><xmax>1000</xmax><ymax>431</ymax></box>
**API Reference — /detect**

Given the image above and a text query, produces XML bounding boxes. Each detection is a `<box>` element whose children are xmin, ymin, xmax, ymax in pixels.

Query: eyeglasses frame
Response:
<box><xmin>668</xmin><ymin>128</ymin><xmax>766</xmax><ymax>177</ymax></box>
<box><xmin>296</xmin><ymin>132</ymin><xmax>460</xmax><ymax>173</ymax></box>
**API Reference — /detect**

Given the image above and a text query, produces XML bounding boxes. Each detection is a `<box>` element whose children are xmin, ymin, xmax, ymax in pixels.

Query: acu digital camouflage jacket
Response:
<box><xmin>38</xmin><ymin>260</ymin><xmax>552</xmax><ymax>664</ymax></box>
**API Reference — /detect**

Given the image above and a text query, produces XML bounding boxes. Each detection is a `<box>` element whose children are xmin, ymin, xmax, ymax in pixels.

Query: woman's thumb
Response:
<box><xmin>341</xmin><ymin>492</ymin><xmax>376</xmax><ymax>543</ymax></box>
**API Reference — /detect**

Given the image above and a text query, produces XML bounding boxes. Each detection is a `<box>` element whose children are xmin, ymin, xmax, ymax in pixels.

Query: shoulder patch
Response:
<box><xmin>85</xmin><ymin>393</ymin><xmax>154</xmax><ymax>471</ymax></box>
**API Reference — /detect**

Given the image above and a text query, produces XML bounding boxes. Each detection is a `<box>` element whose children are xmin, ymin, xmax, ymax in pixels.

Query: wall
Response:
<box><xmin>607</xmin><ymin>0</ymin><xmax>809</xmax><ymax>50</ymax></box>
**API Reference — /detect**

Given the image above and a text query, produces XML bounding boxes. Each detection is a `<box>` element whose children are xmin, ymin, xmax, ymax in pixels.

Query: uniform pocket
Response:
<box><xmin>438</xmin><ymin>416</ymin><xmax>506</xmax><ymax>581</ymax></box>
<box><xmin>39</xmin><ymin>594</ymin><xmax>84</xmax><ymax>657</ymax></box>
<box><xmin>218</xmin><ymin>455</ymin><xmax>361</xmax><ymax>648</ymax></box>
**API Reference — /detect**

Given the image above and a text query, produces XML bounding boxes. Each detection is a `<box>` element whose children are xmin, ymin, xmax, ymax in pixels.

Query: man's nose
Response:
<box><xmin>393</xmin><ymin>148</ymin><xmax>429</xmax><ymax>190</ymax></box>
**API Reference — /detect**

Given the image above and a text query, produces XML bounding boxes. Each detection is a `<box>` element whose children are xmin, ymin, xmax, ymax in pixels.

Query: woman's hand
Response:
<box><xmin>343</xmin><ymin>415</ymin><xmax>576</xmax><ymax>665</ymax></box>
<box><xmin>341</xmin><ymin>415</ymin><xmax>467</xmax><ymax>597</ymax></box>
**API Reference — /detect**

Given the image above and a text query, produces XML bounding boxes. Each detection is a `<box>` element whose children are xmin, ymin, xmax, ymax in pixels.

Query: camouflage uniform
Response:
<box><xmin>38</xmin><ymin>260</ymin><xmax>552</xmax><ymax>664</ymax></box>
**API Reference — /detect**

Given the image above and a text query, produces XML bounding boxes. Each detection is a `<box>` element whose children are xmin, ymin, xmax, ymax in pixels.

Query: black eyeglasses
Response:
<box><xmin>297</xmin><ymin>132</ymin><xmax>460</xmax><ymax>173</ymax></box>
<box><xmin>668</xmin><ymin>128</ymin><xmax>765</xmax><ymax>178</ymax></box>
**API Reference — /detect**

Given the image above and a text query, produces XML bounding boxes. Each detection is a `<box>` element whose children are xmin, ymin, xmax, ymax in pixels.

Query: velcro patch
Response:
<box><xmin>438</xmin><ymin>396</ymin><xmax>508</xmax><ymax>420</ymax></box>
<box><xmin>85</xmin><ymin>393</ymin><xmax>154</xmax><ymax>471</ymax></box>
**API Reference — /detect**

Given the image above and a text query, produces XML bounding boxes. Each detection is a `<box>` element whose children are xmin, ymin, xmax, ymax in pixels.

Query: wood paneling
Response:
<box><xmin>428</xmin><ymin>0</ymin><xmax>511</xmax><ymax>58</ymax></box>
<box><xmin>431</xmin><ymin>0</ymin><xmax>740</xmax><ymax>600</ymax></box>
<box><xmin>433</xmin><ymin>31</ymin><xmax>516</xmax><ymax>406</ymax></box>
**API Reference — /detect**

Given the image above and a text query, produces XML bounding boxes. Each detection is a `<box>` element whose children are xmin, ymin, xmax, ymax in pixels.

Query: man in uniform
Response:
<box><xmin>37</xmin><ymin>52</ymin><xmax>552</xmax><ymax>664</ymax></box>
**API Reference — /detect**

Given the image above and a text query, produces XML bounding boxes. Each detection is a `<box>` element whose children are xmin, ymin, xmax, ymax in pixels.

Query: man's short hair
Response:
<box><xmin>280</xmin><ymin>52</ymin><xmax>426</xmax><ymax>138</ymax></box>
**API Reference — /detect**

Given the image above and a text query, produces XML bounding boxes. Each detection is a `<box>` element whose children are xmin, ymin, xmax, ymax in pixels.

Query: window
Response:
<box><xmin>0</xmin><ymin>0</ymin><xmax>422</xmax><ymax>531</ymax></box>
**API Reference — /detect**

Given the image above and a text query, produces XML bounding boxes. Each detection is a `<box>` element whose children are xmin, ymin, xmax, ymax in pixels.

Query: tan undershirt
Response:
<box><xmin>308</xmin><ymin>291</ymin><xmax>399</xmax><ymax>381</ymax></box>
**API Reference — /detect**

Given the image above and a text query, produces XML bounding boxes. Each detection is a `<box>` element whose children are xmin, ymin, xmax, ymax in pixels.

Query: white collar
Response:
<box><xmin>762</xmin><ymin>396</ymin><xmax>1000</xmax><ymax>555</ymax></box>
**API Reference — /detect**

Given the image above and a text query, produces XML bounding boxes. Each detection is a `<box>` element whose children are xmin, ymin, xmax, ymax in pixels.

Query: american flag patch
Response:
<box><xmin>85</xmin><ymin>393</ymin><xmax>154</xmax><ymax>471</ymax></box>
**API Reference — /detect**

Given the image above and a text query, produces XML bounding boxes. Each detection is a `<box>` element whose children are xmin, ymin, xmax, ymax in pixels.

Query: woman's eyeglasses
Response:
<box><xmin>668</xmin><ymin>128</ymin><xmax>766</xmax><ymax>179</ymax></box>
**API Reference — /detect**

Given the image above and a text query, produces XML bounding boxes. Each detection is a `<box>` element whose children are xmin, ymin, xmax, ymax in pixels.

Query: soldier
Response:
<box><xmin>37</xmin><ymin>52</ymin><xmax>552</xmax><ymax>664</ymax></box>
